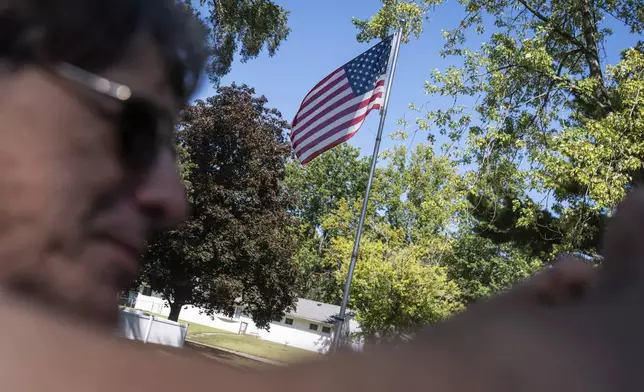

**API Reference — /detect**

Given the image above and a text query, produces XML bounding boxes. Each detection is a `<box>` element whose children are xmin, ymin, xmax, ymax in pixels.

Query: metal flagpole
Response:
<box><xmin>330</xmin><ymin>25</ymin><xmax>404</xmax><ymax>353</ymax></box>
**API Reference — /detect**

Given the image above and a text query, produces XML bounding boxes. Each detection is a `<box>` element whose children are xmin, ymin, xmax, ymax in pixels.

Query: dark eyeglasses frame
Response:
<box><xmin>54</xmin><ymin>63</ymin><xmax>176</xmax><ymax>171</ymax></box>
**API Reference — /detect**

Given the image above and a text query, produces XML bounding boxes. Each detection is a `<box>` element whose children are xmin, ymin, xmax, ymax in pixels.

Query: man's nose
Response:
<box><xmin>134</xmin><ymin>148</ymin><xmax>188</xmax><ymax>229</ymax></box>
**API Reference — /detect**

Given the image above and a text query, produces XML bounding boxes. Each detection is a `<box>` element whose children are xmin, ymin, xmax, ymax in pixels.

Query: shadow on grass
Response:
<box><xmin>189</xmin><ymin>334</ymin><xmax>322</xmax><ymax>364</ymax></box>
<box><xmin>182</xmin><ymin>341</ymin><xmax>273</xmax><ymax>371</ymax></box>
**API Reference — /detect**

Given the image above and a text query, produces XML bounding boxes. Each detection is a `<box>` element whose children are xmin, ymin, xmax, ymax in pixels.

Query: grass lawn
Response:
<box><xmin>122</xmin><ymin>307</ymin><xmax>319</xmax><ymax>365</ymax></box>
<box><xmin>154</xmin><ymin>341</ymin><xmax>273</xmax><ymax>371</ymax></box>
<box><xmin>190</xmin><ymin>333</ymin><xmax>320</xmax><ymax>364</ymax></box>
<box><xmin>182</xmin><ymin>341</ymin><xmax>273</xmax><ymax>371</ymax></box>
<box><xmin>183</xmin><ymin>321</ymin><xmax>233</xmax><ymax>336</ymax></box>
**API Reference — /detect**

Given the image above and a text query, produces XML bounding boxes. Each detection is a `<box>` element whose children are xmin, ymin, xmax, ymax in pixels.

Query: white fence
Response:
<box><xmin>118</xmin><ymin>308</ymin><xmax>188</xmax><ymax>348</ymax></box>
<box><xmin>130</xmin><ymin>292</ymin><xmax>364</xmax><ymax>354</ymax></box>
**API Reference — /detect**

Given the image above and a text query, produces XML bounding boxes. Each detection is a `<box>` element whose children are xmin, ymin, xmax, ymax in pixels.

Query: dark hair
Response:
<box><xmin>0</xmin><ymin>0</ymin><xmax>207</xmax><ymax>101</ymax></box>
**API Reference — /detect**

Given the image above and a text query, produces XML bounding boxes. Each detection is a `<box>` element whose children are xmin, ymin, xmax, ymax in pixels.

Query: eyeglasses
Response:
<box><xmin>55</xmin><ymin>63</ymin><xmax>175</xmax><ymax>172</ymax></box>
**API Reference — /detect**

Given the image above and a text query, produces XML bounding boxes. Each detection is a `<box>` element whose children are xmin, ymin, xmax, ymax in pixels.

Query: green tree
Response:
<box><xmin>284</xmin><ymin>145</ymin><xmax>370</xmax><ymax>301</ymax></box>
<box><xmin>141</xmin><ymin>84</ymin><xmax>297</xmax><ymax>326</ymax></box>
<box><xmin>375</xmin><ymin>142</ymin><xmax>468</xmax><ymax>261</ymax></box>
<box><xmin>318</xmin><ymin>149</ymin><xmax>467</xmax><ymax>340</ymax></box>
<box><xmin>376</xmin><ymin>141</ymin><xmax>544</xmax><ymax>305</ymax></box>
<box><xmin>447</xmin><ymin>234</ymin><xmax>542</xmax><ymax>304</ymax></box>
<box><xmin>183</xmin><ymin>0</ymin><xmax>291</xmax><ymax>83</ymax></box>
<box><xmin>285</xmin><ymin>144</ymin><xmax>370</xmax><ymax>231</ymax></box>
<box><xmin>326</xmin><ymin>228</ymin><xmax>462</xmax><ymax>342</ymax></box>
<box><xmin>352</xmin><ymin>0</ymin><xmax>443</xmax><ymax>44</ymax></box>
<box><xmin>357</xmin><ymin>0</ymin><xmax>644</xmax><ymax>261</ymax></box>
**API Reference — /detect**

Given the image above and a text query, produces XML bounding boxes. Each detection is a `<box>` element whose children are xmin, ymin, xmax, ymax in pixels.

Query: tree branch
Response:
<box><xmin>515</xmin><ymin>0</ymin><xmax>587</xmax><ymax>52</ymax></box>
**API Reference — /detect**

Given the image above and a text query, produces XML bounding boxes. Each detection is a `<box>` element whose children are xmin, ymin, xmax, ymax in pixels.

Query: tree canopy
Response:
<box><xmin>355</xmin><ymin>0</ymin><xmax>644</xmax><ymax>261</ymax></box>
<box><xmin>138</xmin><ymin>0</ymin><xmax>644</xmax><ymax>343</ymax></box>
<box><xmin>283</xmin><ymin>139</ymin><xmax>538</xmax><ymax>338</ymax></box>
<box><xmin>284</xmin><ymin>145</ymin><xmax>371</xmax><ymax>301</ymax></box>
<box><xmin>328</xmin><ymin>233</ymin><xmax>462</xmax><ymax>342</ymax></box>
<box><xmin>284</xmin><ymin>0</ymin><xmax>644</xmax><ymax>340</ymax></box>
<box><xmin>140</xmin><ymin>85</ymin><xmax>297</xmax><ymax>327</ymax></box>
<box><xmin>183</xmin><ymin>0</ymin><xmax>291</xmax><ymax>83</ymax></box>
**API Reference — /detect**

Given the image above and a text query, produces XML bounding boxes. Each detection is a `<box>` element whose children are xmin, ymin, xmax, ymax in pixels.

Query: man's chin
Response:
<box><xmin>41</xmin><ymin>290</ymin><xmax>122</xmax><ymax>330</ymax></box>
<box><xmin>89</xmin><ymin>301</ymin><xmax>120</xmax><ymax>329</ymax></box>
<box><xmin>78</xmin><ymin>294</ymin><xmax>121</xmax><ymax>329</ymax></box>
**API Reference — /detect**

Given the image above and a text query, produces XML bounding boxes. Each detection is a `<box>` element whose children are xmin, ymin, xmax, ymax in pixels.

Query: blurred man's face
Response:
<box><xmin>0</xmin><ymin>32</ymin><xmax>187</xmax><ymax>326</ymax></box>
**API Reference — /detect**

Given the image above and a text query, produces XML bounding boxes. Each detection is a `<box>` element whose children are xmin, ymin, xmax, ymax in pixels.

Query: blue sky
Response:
<box><xmin>193</xmin><ymin>0</ymin><xmax>639</xmax><ymax>161</ymax></box>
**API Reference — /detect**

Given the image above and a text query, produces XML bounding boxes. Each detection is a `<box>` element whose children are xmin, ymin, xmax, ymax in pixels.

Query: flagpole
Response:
<box><xmin>331</xmin><ymin>25</ymin><xmax>404</xmax><ymax>353</ymax></box>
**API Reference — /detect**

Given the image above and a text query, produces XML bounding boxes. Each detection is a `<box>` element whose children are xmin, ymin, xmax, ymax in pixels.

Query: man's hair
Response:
<box><xmin>0</xmin><ymin>0</ymin><xmax>207</xmax><ymax>101</ymax></box>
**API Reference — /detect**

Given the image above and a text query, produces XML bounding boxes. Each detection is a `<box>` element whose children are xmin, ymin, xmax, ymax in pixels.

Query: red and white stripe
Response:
<box><xmin>291</xmin><ymin>70</ymin><xmax>386</xmax><ymax>165</ymax></box>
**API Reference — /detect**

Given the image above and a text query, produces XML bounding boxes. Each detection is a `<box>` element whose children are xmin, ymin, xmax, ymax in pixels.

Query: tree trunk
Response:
<box><xmin>168</xmin><ymin>302</ymin><xmax>183</xmax><ymax>322</ymax></box>
<box><xmin>579</xmin><ymin>0</ymin><xmax>612</xmax><ymax>113</ymax></box>
<box><xmin>579</xmin><ymin>0</ymin><xmax>602</xmax><ymax>79</ymax></box>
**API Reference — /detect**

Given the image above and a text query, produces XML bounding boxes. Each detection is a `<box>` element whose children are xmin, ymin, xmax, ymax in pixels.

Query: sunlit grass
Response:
<box><xmin>122</xmin><ymin>306</ymin><xmax>320</xmax><ymax>365</ymax></box>
<box><xmin>190</xmin><ymin>333</ymin><xmax>320</xmax><ymax>363</ymax></box>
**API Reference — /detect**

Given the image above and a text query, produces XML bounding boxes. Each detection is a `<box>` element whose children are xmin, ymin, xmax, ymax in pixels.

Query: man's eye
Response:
<box><xmin>119</xmin><ymin>104</ymin><xmax>159</xmax><ymax>171</ymax></box>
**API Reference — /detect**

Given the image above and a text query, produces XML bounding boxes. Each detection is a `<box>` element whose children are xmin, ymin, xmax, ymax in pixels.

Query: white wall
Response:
<box><xmin>132</xmin><ymin>293</ymin><xmax>361</xmax><ymax>354</ymax></box>
<box><xmin>250</xmin><ymin>317</ymin><xmax>333</xmax><ymax>354</ymax></box>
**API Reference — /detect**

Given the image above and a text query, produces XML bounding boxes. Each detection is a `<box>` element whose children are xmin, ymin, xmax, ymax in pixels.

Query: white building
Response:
<box><xmin>128</xmin><ymin>290</ymin><xmax>362</xmax><ymax>354</ymax></box>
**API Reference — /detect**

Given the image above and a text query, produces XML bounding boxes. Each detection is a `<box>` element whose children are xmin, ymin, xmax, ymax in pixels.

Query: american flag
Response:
<box><xmin>291</xmin><ymin>36</ymin><xmax>393</xmax><ymax>165</ymax></box>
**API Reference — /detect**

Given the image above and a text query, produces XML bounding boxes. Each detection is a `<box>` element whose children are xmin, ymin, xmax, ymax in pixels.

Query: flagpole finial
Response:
<box><xmin>396</xmin><ymin>19</ymin><xmax>406</xmax><ymax>41</ymax></box>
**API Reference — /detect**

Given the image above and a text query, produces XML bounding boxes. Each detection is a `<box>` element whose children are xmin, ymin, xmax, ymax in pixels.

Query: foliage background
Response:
<box><xmin>139</xmin><ymin>0</ymin><xmax>643</xmax><ymax>341</ymax></box>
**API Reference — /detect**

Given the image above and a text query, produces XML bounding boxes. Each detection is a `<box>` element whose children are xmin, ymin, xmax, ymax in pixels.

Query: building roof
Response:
<box><xmin>288</xmin><ymin>298</ymin><xmax>352</xmax><ymax>325</ymax></box>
